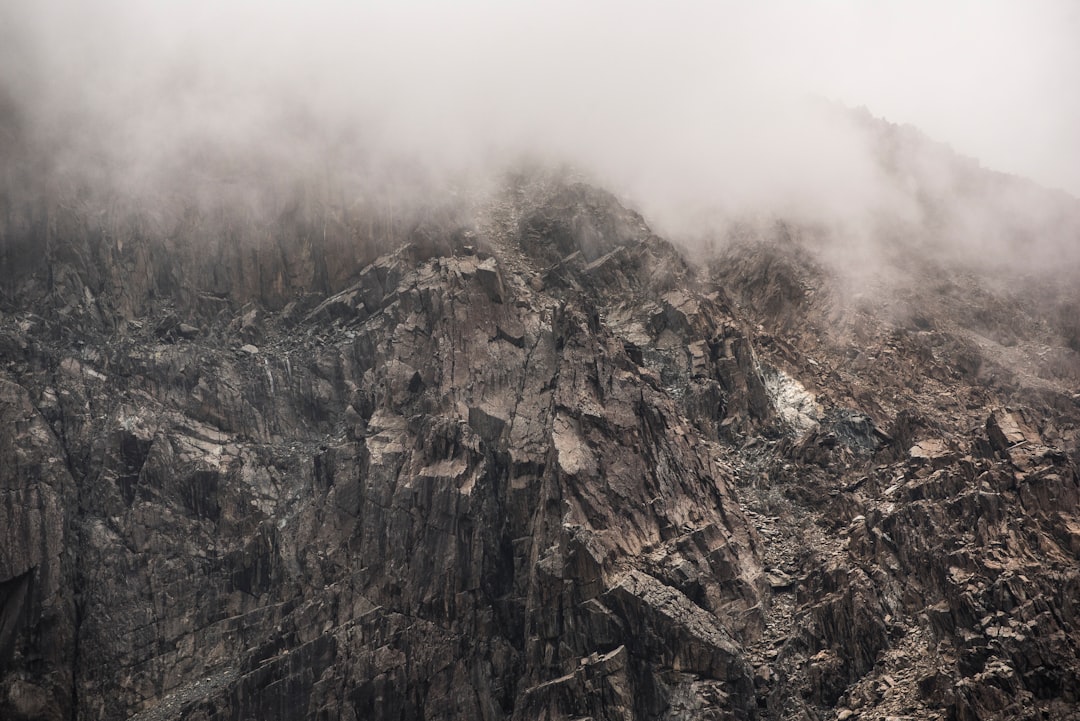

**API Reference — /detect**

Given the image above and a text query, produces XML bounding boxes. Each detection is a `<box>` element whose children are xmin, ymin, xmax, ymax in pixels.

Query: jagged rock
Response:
<box><xmin>986</xmin><ymin>409</ymin><xmax>1038</xmax><ymax>454</ymax></box>
<box><xmin>908</xmin><ymin>438</ymin><xmax>954</xmax><ymax>467</ymax></box>
<box><xmin>177</xmin><ymin>323</ymin><xmax>200</xmax><ymax>340</ymax></box>
<box><xmin>475</xmin><ymin>257</ymin><xmax>506</xmax><ymax>303</ymax></box>
<box><xmin>2</xmin><ymin>171</ymin><xmax>1080</xmax><ymax>721</ymax></box>
<box><xmin>518</xmin><ymin>183</ymin><xmax>651</xmax><ymax>265</ymax></box>
<box><xmin>0</xmin><ymin>378</ymin><xmax>77</xmax><ymax>721</ymax></box>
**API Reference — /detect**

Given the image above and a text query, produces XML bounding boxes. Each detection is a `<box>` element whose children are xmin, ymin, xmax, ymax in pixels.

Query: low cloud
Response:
<box><xmin>2</xmin><ymin>0</ymin><xmax>1078</xmax><ymax>277</ymax></box>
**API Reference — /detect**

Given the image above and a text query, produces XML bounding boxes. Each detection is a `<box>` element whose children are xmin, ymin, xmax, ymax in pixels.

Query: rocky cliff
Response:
<box><xmin>1</xmin><ymin>160</ymin><xmax>1080</xmax><ymax>721</ymax></box>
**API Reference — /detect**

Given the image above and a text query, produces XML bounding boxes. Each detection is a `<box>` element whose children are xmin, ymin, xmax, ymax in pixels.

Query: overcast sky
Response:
<box><xmin>3</xmin><ymin>0</ymin><xmax>1079</xmax><ymax>222</ymax></box>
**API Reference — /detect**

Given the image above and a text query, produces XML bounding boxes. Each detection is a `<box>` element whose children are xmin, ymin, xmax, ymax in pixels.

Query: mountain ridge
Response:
<box><xmin>1</xmin><ymin>124</ymin><xmax>1080</xmax><ymax>720</ymax></box>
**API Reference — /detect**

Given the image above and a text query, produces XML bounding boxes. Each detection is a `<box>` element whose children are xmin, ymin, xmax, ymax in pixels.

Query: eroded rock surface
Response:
<box><xmin>1</xmin><ymin>172</ymin><xmax>1080</xmax><ymax>721</ymax></box>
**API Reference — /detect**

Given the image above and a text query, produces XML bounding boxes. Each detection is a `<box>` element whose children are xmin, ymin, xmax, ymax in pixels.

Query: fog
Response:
<box><xmin>3</xmin><ymin>0</ymin><xmax>1079</xmax><ymax>268</ymax></box>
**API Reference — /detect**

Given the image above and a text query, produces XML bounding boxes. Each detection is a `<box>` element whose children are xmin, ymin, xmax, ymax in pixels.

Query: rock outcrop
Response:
<box><xmin>1</xmin><ymin>170</ymin><xmax>1080</xmax><ymax>721</ymax></box>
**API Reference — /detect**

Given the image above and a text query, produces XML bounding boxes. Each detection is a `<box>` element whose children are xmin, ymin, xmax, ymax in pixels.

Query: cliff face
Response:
<box><xmin>1</xmin><ymin>168</ymin><xmax>1079</xmax><ymax>721</ymax></box>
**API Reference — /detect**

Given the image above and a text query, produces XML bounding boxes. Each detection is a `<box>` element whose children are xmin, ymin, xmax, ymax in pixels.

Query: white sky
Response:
<box><xmin>4</xmin><ymin>0</ymin><xmax>1079</xmax><ymax>205</ymax></box>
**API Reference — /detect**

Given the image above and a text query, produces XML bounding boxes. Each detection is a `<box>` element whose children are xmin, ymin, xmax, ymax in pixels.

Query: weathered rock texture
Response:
<box><xmin>1</xmin><ymin>166</ymin><xmax>1080</xmax><ymax>721</ymax></box>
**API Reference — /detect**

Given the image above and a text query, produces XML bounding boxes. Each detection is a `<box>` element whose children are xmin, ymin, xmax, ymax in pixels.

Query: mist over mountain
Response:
<box><xmin>4</xmin><ymin>1</ymin><xmax>1079</xmax><ymax>283</ymax></box>
<box><xmin>3</xmin><ymin>3</ymin><xmax>1080</xmax><ymax>721</ymax></box>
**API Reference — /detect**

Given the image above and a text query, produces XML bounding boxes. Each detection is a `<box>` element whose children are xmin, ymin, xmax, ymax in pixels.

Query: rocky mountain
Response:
<box><xmin>2</xmin><ymin>124</ymin><xmax>1080</xmax><ymax>720</ymax></box>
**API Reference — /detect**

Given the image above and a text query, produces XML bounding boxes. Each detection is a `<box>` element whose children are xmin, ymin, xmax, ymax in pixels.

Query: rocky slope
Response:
<box><xmin>1</xmin><ymin>158</ymin><xmax>1080</xmax><ymax>721</ymax></box>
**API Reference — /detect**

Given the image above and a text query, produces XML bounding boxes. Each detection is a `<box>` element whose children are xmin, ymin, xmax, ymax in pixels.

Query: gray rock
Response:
<box><xmin>2</xmin><ymin>173</ymin><xmax>1080</xmax><ymax>721</ymax></box>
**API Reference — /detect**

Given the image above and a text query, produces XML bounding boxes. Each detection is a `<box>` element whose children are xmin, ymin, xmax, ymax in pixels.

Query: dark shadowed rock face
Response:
<box><xmin>1</xmin><ymin>173</ymin><xmax>1079</xmax><ymax>721</ymax></box>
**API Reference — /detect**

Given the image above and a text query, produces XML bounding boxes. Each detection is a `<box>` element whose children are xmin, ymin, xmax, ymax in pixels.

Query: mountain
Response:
<box><xmin>2</xmin><ymin>118</ymin><xmax>1080</xmax><ymax>720</ymax></box>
